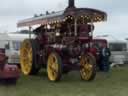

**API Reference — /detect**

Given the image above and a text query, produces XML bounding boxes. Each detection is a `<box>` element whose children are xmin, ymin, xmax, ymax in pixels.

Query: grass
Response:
<box><xmin>0</xmin><ymin>66</ymin><xmax>128</xmax><ymax>96</ymax></box>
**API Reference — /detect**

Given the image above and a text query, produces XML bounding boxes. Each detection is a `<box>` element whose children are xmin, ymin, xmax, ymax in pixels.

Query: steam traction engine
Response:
<box><xmin>17</xmin><ymin>0</ymin><xmax>107</xmax><ymax>82</ymax></box>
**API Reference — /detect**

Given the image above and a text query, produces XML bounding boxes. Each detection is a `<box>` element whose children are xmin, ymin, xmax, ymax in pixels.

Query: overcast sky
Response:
<box><xmin>0</xmin><ymin>0</ymin><xmax>128</xmax><ymax>40</ymax></box>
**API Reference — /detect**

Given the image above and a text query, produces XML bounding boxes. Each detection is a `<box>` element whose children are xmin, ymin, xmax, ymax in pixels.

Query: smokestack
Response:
<box><xmin>68</xmin><ymin>0</ymin><xmax>75</xmax><ymax>8</ymax></box>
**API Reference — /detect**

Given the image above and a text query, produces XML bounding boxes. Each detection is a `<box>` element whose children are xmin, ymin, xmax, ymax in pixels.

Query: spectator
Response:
<box><xmin>99</xmin><ymin>43</ymin><xmax>111</xmax><ymax>72</ymax></box>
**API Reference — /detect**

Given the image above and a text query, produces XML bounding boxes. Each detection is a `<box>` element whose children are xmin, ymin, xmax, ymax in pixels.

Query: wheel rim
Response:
<box><xmin>47</xmin><ymin>53</ymin><xmax>59</xmax><ymax>81</ymax></box>
<box><xmin>20</xmin><ymin>39</ymin><xmax>32</xmax><ymax>75</ymax></box>
<box><xmin>80</xmin><ymin>55</ymin><xmax>93</xmax><ymax>81</ymax></box>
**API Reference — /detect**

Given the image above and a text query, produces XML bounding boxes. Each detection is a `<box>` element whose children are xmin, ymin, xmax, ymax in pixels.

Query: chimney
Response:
<box><xmin>68</xmin><ymin>0</ymin><xmax>75</xmax><ymax>8</ymax></box>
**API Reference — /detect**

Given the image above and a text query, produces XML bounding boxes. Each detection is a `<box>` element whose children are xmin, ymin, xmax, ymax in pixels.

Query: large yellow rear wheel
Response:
<box><xmin>20</xmin><ymin>39</ymin><xmax>40</xmax><ymax>75</ymax></box>
<box><xmin>47</xmin><ymin>52</ymin><xmax>62</xmax><ymax>82</ymax></box>
<box><xmin>80</xmin><ymin>53</ymin><xmax>96</xmax><ymax>81</ymax></box>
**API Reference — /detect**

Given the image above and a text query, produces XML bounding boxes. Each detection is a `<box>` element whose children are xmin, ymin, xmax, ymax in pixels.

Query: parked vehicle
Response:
<box><xmin>0</xmin><ymin>47</ymin><xmax>19</xmax><ymax>84</ymax></box>
<box><xmin>88</xmin><ymin>39</ymin><xmax>111</xmax><ymax>71</ymax></box>
<box><xmin>0</xmin><ymin>33</ymin><xmax>32</xmax><ymax>67</ymax></box>
<box><xmin>108</xmin><ymin>41</ymin><xmax>128</xmax><ymax>64</ymax></box>
<box><xmin>94</xmin><ymin>36</ymin><xmax>128</xmax><ymax>65</ymax></box>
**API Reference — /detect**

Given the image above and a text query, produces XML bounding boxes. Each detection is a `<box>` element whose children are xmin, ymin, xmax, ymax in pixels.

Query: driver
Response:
<box><xmin>79</xmin><ymin>23</ymin><xmax>94</xmax><ymax>37</ymax></box>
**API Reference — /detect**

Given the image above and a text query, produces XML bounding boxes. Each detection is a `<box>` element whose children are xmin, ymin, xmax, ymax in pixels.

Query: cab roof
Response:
<box><xmin>17</xmin><ymin>0</ymin><xmax>107</xmax><ymax>27</ymax></box>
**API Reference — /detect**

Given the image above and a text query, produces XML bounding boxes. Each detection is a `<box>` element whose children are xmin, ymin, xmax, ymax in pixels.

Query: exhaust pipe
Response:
<box><xmin>68</xmin><ymin>0</ymin><xmax>75</xmax><ymax>8</ymax></box>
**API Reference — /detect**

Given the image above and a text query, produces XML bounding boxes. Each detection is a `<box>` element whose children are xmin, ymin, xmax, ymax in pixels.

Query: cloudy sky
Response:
<box><xmin>0</xmin><ymin>0</ymin><xmax>127</xmax><ymax>39</ymax></box>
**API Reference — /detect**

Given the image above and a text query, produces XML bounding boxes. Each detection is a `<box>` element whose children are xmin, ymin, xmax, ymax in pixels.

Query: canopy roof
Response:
<box><xmin>17</xmin><ymin>5</ymin><xmax>107</xmax><ymax>27</ymax></box>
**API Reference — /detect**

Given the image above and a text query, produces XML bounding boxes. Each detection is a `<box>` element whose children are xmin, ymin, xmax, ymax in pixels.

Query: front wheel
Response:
<box><xmin>47</xmin><ymin>52</ymin><xmax>63</xmax><ymax>82</ymax></box>
<box><xmin>20</xmin><ymin>39</ymin><xmax>40</xmax><ymax>75</ymax></box>
<box><xmin>80</xmin><ymin>53</ymin><xmax>96</xmax><ymax>81</ymax></box>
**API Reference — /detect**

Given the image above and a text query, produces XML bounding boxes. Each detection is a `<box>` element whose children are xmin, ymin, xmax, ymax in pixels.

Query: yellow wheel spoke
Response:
<box><xmin>80</xmin><ymin>55</ymin><xmax>94</xmax><ymax>81</ymax></box>
<box><xmin>20</xmin><ymin>39</ymin><xmax>33</xmax><ymax>75</ymax></box>
<box><xmin>47</xmin><ymin>53</ymin><xmax>60</xmax><ymax>81</ymax></box>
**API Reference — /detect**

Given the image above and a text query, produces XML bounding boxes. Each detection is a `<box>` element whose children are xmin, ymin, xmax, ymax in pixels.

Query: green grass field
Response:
<box><xmin>0</xmin><ymin>66</ymin><xmax>128</xmax><ymax>96</ymax></box>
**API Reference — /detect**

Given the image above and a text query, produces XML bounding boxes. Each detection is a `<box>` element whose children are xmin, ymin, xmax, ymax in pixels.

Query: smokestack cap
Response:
<box><xmin>68</xmin><ymin>0</ymin><xmax>75</xmax><ymax>8</ymax></box>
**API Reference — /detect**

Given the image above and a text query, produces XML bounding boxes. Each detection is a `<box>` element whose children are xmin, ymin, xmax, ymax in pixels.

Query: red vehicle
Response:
<box><xmin>90</xmin><ymin>39</ymin><xmax>107</xmax><ymax>56</ymax></box>
<box><xmin>0</xmin><ymin>48</ymin><xmax>19</xmax><ymax>83</ymax></box>
<box><xmin>76</xmin><ymin>38</ymin><xmax>107</xmax><ymax>61</ymax></box>
<box><xmin>87</xmin><ymin>39</ymin><xmax>111</xmax><ymax>71</ymax></box>
<box><xmin>17</xmin><ymin>0</ymin><xmax>107</xmax><ymax>82</ymax></box>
